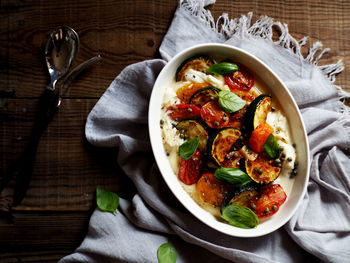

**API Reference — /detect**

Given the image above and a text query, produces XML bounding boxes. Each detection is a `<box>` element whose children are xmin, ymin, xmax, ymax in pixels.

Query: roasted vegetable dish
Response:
<box><xmin>160</xmin><ymin>55</ymin><xmax>297</xmax><ymax>229</ymax></box>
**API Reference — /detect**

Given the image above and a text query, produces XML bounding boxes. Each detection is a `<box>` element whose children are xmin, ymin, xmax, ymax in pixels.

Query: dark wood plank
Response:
<box><xmin>0</xmin><ymin>211</ymin><xmax>90</xmax><ymax>262</ymax></box>
<box><xmin>0</xmin><ymin>250</ymin><xmax>69</xmax><ymax>263</ymax></box>
<box><xmin>0</xmin><ymin>0</ymin><xmax>177</xmax><ymax>98</ymax></box>
<box><xmin>0</xmin><ymin>211</ymin><xmax>89</xmax><ymax>250</ymax></box>
<box><xmin>0</xmin><ymin>98</ymin><xmax>135</xmax><ymax>211</ymax></box>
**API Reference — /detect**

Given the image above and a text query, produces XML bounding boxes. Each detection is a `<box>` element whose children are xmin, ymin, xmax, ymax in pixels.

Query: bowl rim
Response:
<box><xmin>148</xmin><ymin>43</ymin><xmax>310</xmax><ymax>237</ymax></box>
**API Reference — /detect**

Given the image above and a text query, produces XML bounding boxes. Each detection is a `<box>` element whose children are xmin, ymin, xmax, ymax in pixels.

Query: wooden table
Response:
<box><xmin>1</xmin><ymin>1</ymin><xmax>349</xmax><ymax>261</ymax></box>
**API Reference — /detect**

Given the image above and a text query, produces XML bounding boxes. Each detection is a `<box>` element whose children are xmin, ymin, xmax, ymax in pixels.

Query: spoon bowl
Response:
<box><xmin>44</xmin><ymin>26</ymin><xmax>79</xmax><ymax>90</ymax></box>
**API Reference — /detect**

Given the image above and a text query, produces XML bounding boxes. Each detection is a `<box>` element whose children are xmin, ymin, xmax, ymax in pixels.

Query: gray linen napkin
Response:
<box><xmin>60</xmin><ymin>1</ymin><xmax>350</xmax><ymax>262</ymax></box>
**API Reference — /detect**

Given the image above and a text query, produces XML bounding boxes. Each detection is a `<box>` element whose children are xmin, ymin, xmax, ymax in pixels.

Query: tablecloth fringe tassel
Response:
<box><xmin>180</xmin><ymin>0</ymin><xmax>345</xmax><ymax>84</ymax></box>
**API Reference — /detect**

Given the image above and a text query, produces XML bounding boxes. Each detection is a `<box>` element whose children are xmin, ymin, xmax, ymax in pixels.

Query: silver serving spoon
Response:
<box><xmin>0</xmin><ymin>27</ymin><xmax>80</xmax><ymax>206</ymax></box>
<box><xmin>57</xmin><ymin>55</ymin><xmax>102</xmax><ymax>106</ymax></box>
<box><xmin>45</xmin><ymin>26</ymin><xmax>79</xmax><ymax>90</ymax></box>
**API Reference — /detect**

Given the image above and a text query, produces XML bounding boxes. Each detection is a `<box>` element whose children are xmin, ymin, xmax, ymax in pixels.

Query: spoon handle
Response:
<box><xmin>7</xmin><ymin>56</ymin><xmax>102</xmax><ymax>206</ymax></box>
<box><xmin>12</xmin><ymin>89</ymin><xmax>60</xmax><ymax>206</ymax></box>
<box><xmin>59</xmin><ymin>55</ymin><xmax>102</xmax><ymax>98</ymax></box>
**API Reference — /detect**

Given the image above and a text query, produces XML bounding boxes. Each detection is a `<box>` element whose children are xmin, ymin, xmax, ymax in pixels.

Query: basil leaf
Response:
<box><xmin>263</xmin><ymin>133</ymin><xmax>280</xmax><ymax>159</ymax></box>
<box><xmin>214</xmin><ymin>167</ymin><xmax>251</xmax><ymax>186</ymax></box>
<box><xmin>206</xmin><ymin>62</ymin><xmax>239</xmax><ymax>75</ymax></box>
<box><xmin>179</xmin><ymin>137</ymin><xmax>200</xmax><ymax>160</ymax></box>
<box><xmin>96</xmin><ymin>187</ymin><xmax>119</xmax><ymax>213</ymax></box>
<box><xmin>218</xmin><ymin>90</ymin><xmax>246</xmax><ymax>113</ymax></box>
<box><xmin>221</xmin><ymin>204</ymin><xmax>259</xmax><ymax>229</ymax></box>
<box><xmin>157</xmin><ymin>243</ymin><xmax>177</xmax><ymax>263</ymax></box>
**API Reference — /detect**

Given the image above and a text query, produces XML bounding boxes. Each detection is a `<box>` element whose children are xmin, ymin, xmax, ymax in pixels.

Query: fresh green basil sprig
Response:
<box><xmin>263</xmin><ymin>133</ymin><xmax>280</xmax><ymax>159</ymax></box>
<box><xmin>157</xmin><ymin>243</ymin><xmax>177</xmax><ymax>263</ymax></box>
<box><xmin>206</xmin><ymin>62</ymin><xmax>239</xmax><ymax>75</ymax></box>
<box><xmin>218</xmin><ymin>90</ymin><xmax>246</xmax><ymax>113</ymax></box>
<box><xmin>214</xmin><ymin>167</ymin><xmax>251</xmax><ymax>186</ymax></box>
<box><xmin>221</xmin><ymin>204</ymin><xmax>259</xmax><ymax>229</ymax></box>
<box><xmin>179</xmin><ymin>137</ymin><xmax>200</xmax><ymax>160</ymax></box>
<box><xmin>96</xmin><ymin>187</ymin><xmax>120</xmax><ymax>213</ymax></box>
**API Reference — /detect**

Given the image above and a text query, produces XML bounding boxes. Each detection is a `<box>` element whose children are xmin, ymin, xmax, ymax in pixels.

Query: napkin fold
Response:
<box><xmin>60</xmin><ymin>1</ymin><xmax>350</xmax><ymax>262</ymax></box>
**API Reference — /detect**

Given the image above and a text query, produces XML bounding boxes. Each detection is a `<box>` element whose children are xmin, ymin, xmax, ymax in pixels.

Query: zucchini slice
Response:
<box><xmin>177</xmin><ymin>120</ymin><xmax>208</xmax><ymax>152</ymax></box>
<box><xmin>189</xmin><ymin>86</ymin><xmax>221</xmax><ymax>107</ymax></box>
<box><xmin>244</xmin><ymin>94</ymin><xmax>272</xmax><ymax>135</ymax></box>
<box><xmin>176</xmin><ymin>55</ymin><xmax>214</xmax><ymax>82</ymax></box>
<box><xmin>221</xmin><ymin>150</ymin><xmax>243</xmax><ymax>168</ymax></box>
<box><xmin>241</xmin><ymin>156</ymin><xmax>280</xmax><ymax>184</ymax></box>
<box><xmin>220</xmin><ymin>182</ymin><xmax>260</xmax><ymax>213</ymax></box>
<box><xmin>209</xmin><ymin>128</ymin><xmax>241</xmax><ymax>166</ymax></box>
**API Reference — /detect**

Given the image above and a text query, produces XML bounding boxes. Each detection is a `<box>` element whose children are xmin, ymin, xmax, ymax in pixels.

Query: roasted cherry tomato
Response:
<box><xmin>167</xmin><ymin>104</ymin><xmax>201</xmax><ymax>121</ymax></box>
<box><xmin>200</xmin><ymin>101</ymin><xmax>229</xmax><ymax>129</ymax></box>
<box><xmin>196</xmin><ymin>172</ymin><xmax>232</xmax><ymax>207</ymax></box>
<box><xmin>224</xmin><ymin>68</ymin><xmax>254</xmax><ymax>92</ymax></box>
<box><xmin>225</xmin><ymin>113</ymin><xmax>244</xmax><ymax>129</ymax></box>
<box><xmin>248</xmin><ymin>123</ymin><xmax>273</xmax><ymax>153</ymax></box>
<box><xmin>176</xmin><ymin>82</ymin><xmax>210</xmax><ymax>103</ymax></box>
<box><xmin>234</xmin><ymin>89</ymin><xmax>257</xmax><ymax>104</ymax></box>
<box><xmin>178</xmin><ymin>150</ymin><xmax>204</xmax><ymax>185</ymax></box>
<box><xmin>250</xmin><ymin>184</ymin><xmax>287</xmax><ymax>218</ymax></box>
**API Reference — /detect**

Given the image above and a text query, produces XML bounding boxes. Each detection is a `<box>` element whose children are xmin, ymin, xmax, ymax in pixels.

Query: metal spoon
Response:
<box><xmin>57</xmin><ymin>55</ymin><xmax>103</xmax><ymax>106</ymax></box>
<box><xmin>0</xmin><ymin>27</ymin><xmax>80</xmax><ymax>206</ymax></box>
<box><xmin>45</xmin><ymin>26</ymin><xmax>79</xmax><ymax>90</ymax></box>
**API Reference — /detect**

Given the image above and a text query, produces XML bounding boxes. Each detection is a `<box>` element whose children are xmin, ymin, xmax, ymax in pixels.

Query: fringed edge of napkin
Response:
<box><xmin>180</xmin><ymin>0</ymin><xmax>350</xmax><ymax>117</ymax></box>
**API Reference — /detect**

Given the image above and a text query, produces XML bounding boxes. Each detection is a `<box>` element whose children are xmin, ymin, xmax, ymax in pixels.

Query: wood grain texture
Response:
<box><xmin>1</xmin><ymin>250</ymin><xmax>70</xmax><ymax>263</ymax></box>
<box><xmin>0</xmin><ymin>98</ymin><xmax>135</xmax><ymax>210</ymax></box>
<box><xmin>0</xmin><ymin>0</ymin><xmax>349</xmax><ymax>261</ymax></box>
<box><xmin>0</xmin><ymin>0</ymin><xmax>176</xmax><ymax>98</ymax></box>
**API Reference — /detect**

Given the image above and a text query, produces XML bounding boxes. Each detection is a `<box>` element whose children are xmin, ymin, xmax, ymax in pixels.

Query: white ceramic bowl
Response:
<box><xmin>148</xmin><ymin>43</ymin><xmax>310</xmax><ymax>237</ymax></box>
